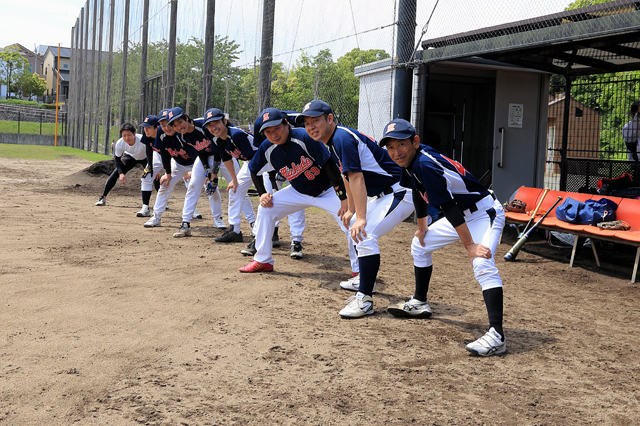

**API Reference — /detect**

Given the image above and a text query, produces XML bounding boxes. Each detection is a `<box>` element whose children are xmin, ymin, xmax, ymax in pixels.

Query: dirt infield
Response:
<box><xmin>1</xmin><ymin>156</ymin><xmax>639</xmax><ymax>425</ymax></box>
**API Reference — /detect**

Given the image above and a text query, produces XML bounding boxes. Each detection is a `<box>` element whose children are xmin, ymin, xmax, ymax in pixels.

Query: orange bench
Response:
<box><xmin>505</xmin><ymin>186</ymin><xmax>640</xmax><ymax>283</ymax></box>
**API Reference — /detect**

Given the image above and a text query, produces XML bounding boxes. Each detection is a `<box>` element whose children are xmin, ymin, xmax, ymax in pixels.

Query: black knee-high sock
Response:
<box><xmin>357</xmin><ymin>254</ymin><xmax>380</xmax><ymax>296</ymax></box>
<box><xmin>482</xmin><ymin>287</ymin><xmax>504</xmax><ymax>340</ymax></box>
<box><xmin>414</xmin><ymin>265</ymin><xmax>433</xmax><ymax>302</ymax></box>
<box><xmin>142</xmin><ymin>190</ymin><xmax>152</xmax><ymax>206</ymax></box>
<box><xmin>154</xmin><ymin>179</ymin><xmax>160</xmax><ymax>192</ymax></box>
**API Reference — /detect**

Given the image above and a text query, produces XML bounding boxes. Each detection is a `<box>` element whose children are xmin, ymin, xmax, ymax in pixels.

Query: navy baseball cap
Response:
<box><xmin>295</xmin><ymin>99</ymin><xmax>332</xmax><ymax>125</ymax></box>
<box><xmin>167</xmin><ymin>107</ymin><xmax>185</xmax><ymax>124</ymax></box>
<box><xmin>203</xmin><ymin>108</ymin><xmax>225</xmax><ymax>125</ymax></box>
<box><xmin>379</xmin><ymin>118</ymin><xmax>416</xmax><ymax>147</ymax></box>
<box><xmin>158</xmin><ymin>109</ymin><xmax>170</xmax><ymax>122</ymax></box>
<box><xmin>259</xmin><ymin>108</ymin><xmax>287</xmax><ymax>132</ymax></box>
<box><xmin>140</xmin><ymin>114</ymin><xmax>159</xmax><ymax>127</ymax></box>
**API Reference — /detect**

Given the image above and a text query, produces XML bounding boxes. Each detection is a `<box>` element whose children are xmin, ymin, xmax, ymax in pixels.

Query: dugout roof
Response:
<box><xmin>418</xmin><ymin>0</ymin><xmax>640</xmax><ymax>76</ymax></box>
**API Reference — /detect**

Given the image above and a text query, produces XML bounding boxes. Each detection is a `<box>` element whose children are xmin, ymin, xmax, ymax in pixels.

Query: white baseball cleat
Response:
<box><xmin>339</xmin><ymin>292</ymin><xmax>374</xmax><ymax>318</ymax></box>
<box><xmin>387</xmin><ymin>297</ymin><xmax>432</xmax><ymax>318</ymax></box>
<box><xmin>465</xmin><ymin>327</ymin><xmax>506</xmax><ymax>357</ymax></box>
<box><xmin>95</xmin><ymin>197</ymin><xmax>106</xmax><ymax>206</ymax></box>
<box><xmin>143</xmin><ymin>215</ymin><xmax>162</xmax><ymax>228</ymax></box>
<box><xmin>290</xmin><ymin>241</ymin><xmax>303</xmax><ymax>259</ymax></box>
<box><xmin>339</xmin><ymin>275</ymin><xmax>376</xmax><ymax>293</ymax></box>
<box><xmin>213</xmin><ymin>216</ymin><xmax>227</xmax><ymax>229</ymax></box>
<box><xmin>136</xmin><ymin>205</ymin><xmax>151</xmax><ymax>217</ymax></box>
<box><xmin>192</xmin><ymin>209</ymin><xmax>203</xmax><ymax>219</ymax></box>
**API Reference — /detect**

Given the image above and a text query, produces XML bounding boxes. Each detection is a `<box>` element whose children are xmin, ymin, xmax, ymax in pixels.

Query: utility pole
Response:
<box><xmin>258</xmin><ymin>0</ymin><xmax>275</xmax><ymax>112</ymax></box>
<box><xmin>392</xmin><ymin>0</ymin><xmax>417</xmax><ymax>120</ymax></box>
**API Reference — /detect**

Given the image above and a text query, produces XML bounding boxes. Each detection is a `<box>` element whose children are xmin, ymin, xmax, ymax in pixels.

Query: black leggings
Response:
<box><xmin>101</xmin><ymin>155</ymin><xmax>148</xmax><ymax>197</ymax></box>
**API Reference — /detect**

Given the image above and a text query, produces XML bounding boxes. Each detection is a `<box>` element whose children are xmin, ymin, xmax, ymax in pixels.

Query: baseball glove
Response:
<box><xmin>597</xmin><ymin>220</ymin><xmax>630</xmax><ymax>230</ymax></box>
<box><xmin>504</xmin><ymin>199</ymin><xmax>527</xmax><ymax>213</ymax></box>
<box><xmin>142</xmin><ymin>165</ymin><xmax>153</xmax><ymax>178</ymax></box>
<box><xmin>205</xmin><ymin>178</ymin><xmax>219</xmax><ymax>195</ymax></box>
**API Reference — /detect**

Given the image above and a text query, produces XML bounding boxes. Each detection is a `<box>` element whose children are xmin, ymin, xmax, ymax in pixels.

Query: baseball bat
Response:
<box><xmin>518</xmin><ymin>187</ymin><xmax>550</xmax><ymax>238</ymax></box>
<box><xmin>504</xmin><ymin>196</ymin><xmax>563</xmax><ymax>262</ymax></box>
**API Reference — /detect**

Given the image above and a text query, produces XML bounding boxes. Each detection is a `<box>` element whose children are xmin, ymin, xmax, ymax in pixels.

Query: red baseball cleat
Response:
<box><xmin>239</xmin><ymin>260</ymin><xmax>274</xmax><ymax>273</ymax></box>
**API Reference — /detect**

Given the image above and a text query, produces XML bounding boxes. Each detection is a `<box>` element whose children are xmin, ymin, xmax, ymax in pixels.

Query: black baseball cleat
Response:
<box><xmin>272</xmin><ymin>227</ymin><xmax>280</xmax><ymax>248</ymax></box>
<box><xmin>215</xmin><ymin>229</ymin><xmax>243</xmax><ymax>243</ymax></box>
<box><xmin>241</xmin><ymin>239</ymin><xmax>257</xmax><ymax>256</ymax></box>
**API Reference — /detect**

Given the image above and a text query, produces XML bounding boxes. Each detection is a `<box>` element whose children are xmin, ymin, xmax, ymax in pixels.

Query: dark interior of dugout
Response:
<box><xmin>419</xmin><ymin>70</ymin><xmax>496</xmax><ymax>188</ymax></box>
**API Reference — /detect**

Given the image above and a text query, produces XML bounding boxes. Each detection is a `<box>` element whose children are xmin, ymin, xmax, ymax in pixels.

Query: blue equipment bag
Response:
<box><xmin>556</xmin><ymin>197</ymin><xmax>618</xmax><ymax>225</ymax></box>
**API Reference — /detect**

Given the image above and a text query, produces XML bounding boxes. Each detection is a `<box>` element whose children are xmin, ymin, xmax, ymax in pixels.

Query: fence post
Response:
<box><xmin>40</xmin><ymin>112</ymin><xmax>43</xmax><ymax>135</ymax></box>
<box><xmin>139</xmin><ymin>0</ymin><xmax>150</xmax><ymax>122</ymax></box>
<box><xmin>560</xmin><ymin>76</ymin><xmax>572</xmax><ymax>192</ymax></box>
<box><xmin>202</xmin><ymin>0</ymin><xmax>216</xmax><ymax>113</ymax></box>
<box><xmin>104</xmin><ymin>0</ymin><xmax>115</xmax><ymax>155</ymax></box>
<box><xmin>392</xmin><ymin>0</ymin><xmax>417</xmax><ymax>120</ymax></box>
<box><xmin>120</xmin><ymin>0</ymin><xmax>131</xmax><ymax>125</ymax></box>
<box><xmin>258</xmin><ymin>0</ymin><xmax>275</xmax><ymax>112</ymax></box>
<box><xmin>18</xmin><ymin>111</ymin><xmax>20</xmax><ymax>135</ymax></box>
<box><xmin>165</xmin><ymin>0</ymin><xmax>178</xmax><ymax>107</ymax></box>
<box><xmin>94</xmin><ymin>0</ymin><xmax>105</xmax><ymax>153</ymax></box>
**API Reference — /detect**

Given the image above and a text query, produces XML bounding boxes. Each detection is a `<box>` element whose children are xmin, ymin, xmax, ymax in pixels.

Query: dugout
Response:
<box><xmin>358</xmin><ymin>0</ymin><xmax>640</xmax><ymax>203</ymax></box>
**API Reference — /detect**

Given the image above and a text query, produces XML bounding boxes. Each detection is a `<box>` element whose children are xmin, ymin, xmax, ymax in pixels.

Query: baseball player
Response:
<box><xmin>95</xmin><ymin>122</ymin><xmax>153</xmax><ymax>209</ymax></box>
<box><xmin>202</xmin><ymin>108</ymin><xmax>264</xmax><ymax>243</ymax></box>
<box><xmin>240</xmin><ymin>111</ymin><xmax>307</xmax><ymax>258</ymax></box>
<box><xmin>238</xmin><ymin>108</ymin><xmax>350</xmax><ymax>273</ymax></box>
<box><xmin>143</xmin><ymin>108</ymin><xmax>201</xmax><ymax>228</ymax></box>
<box><xmin>296</xmin><ymin>100</ymin><xmax>415</xmax><ymax>318</ymax></box>
<box><xmin>136</xmin><ymin>114</ymin><xmax>162</xmax><ymax>217</ymax></box>
<box><xmin>168</xmin><ymin>107</ymin><xmax>254</xmax><ymax>237</ymax></box>
<box><xmin>380</xmin><ymin>118</ymin><xmax>506</xmax><ymax>357</ymax></box>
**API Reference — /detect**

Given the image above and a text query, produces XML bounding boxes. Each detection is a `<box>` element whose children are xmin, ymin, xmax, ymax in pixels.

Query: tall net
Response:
<box><xmin>68</xmin><ymin>0</ymin><xmax>586</xmax><ymax>152</ymax></box>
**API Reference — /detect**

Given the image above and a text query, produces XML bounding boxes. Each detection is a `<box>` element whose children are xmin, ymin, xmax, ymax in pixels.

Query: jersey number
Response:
<box><xmin>304</xmin><ymin>167</ymin><xmax>321</xmax><ymax>180</ymax></box>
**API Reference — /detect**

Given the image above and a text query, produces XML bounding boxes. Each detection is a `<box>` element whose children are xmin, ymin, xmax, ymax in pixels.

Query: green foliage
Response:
<box><xmin>0</xmin><ymin>48</ymin><xmax>29</xmax><ymax>99</ymax></box>
<box><xmin>0</xmin><ymin>99</ymin><xmax>39</xmax><ymax>106</ymax></box>
<box><xmin>15</xmin><ymin>72</ymin><xmax>47</xmax><ymax>100</ymax></box>
<box><xmin>566</xmin><ymin>0</ymin><xmax>612</xmax><ymax>9</ymax></box>
<box><xmin>39</xmin><ymin>103</ymin><xmax>60</xmax><ymax>110</ymax></box>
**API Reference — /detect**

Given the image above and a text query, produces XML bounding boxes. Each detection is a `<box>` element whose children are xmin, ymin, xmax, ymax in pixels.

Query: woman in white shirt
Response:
<box><xmin>95</xmin><ymin>123</ymin><xmax>148</xmax><ymax>206</ymax></box>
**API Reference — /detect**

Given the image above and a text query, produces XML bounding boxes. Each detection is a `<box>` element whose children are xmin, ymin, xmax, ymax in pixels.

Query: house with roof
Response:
<box><xmin>41</xmin><ymin>46</ymin><xmax>70</xmax><ymax>103</ymax></box>
<box><xmin>0</xmin><ymin>43</ymin><xmax>44</xmax><ymax>98</ymax></box>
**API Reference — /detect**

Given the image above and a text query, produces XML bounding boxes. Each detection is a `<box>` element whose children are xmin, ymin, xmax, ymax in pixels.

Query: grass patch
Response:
<box><xmin>0</xmin><ymin>120</ymin><xmax>64</xmax><ymax>135</ymax></box>
<box><xmin>0</xmin><ymin>144</ymin><xmax>110</xmax><ymax>162</ymax></box>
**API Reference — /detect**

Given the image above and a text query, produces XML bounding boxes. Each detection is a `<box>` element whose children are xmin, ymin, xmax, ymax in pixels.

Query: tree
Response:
<box><xmin>15</xmin><ymin>71</ymin><xmax>47</xmax><ymax>100</ymax></box>
<box><xmin>0</xmin><ymin>48</ymin><xmax>28</xmax><ymax>99</ymax></box>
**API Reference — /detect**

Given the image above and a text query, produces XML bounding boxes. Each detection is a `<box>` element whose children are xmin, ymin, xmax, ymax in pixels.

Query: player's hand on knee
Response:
<box><xmin>350</xmin><ymin>218</ymin><xmax>367</xmax><ymax>242</ymax></box>
<box><xmin>415</xmin><ymin>228</ymin><xmax>428</xmax><ymax>247</ymax></box>
<box><xmin>160</xmin><ymin>173</ymin><xmax>171</xmax><ymax>186</ymax></box>
<box><xmin>184</xmin><ymin>171</ymin><xmax>191</xmax><ymax>182</ymax></box>
<box><xmin>119</xmin><ymin>173</ymin><xmax>127</xmax><ymax>185</ymax></box>
<box><xmin>466</xmin><ymin>243</ymin><xmax>492</xmax><ymax>261</ymax></box>
<box><xmin>228</xmin><ymin>179</ymin><xmax>238</xmax><ymax>193</ymax></box>
<box><xmin>260</xmin><ymin>193</ymin><xmax>274</xmax><ymax>208</ymax></box>
<box><xmin>341</xmin><ymin>210</ymin><xmax>354</xmax><ymax>228</ymax></box>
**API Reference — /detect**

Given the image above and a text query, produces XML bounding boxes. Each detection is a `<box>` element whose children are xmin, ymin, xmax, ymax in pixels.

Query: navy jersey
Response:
<box><xmin>400</xmin><ymin>144</ymin><xmax>490</xmax><ymax>211</ymax></box>
<box><xmin>154</xmin><ymin>128</ymin><xmax>196</xmax><ymax>167</ymax></box>
<box><xmin>210</xmin><ymin>126</ymin><xmax>259</xmax><ymax>162</ymax></box>
<box><xmin>177</xmin><ymin>118</ymin><xmax>221</xmax><ymax>172</ymax></box>
<box><xmin>140</xmin><ymin>133</ymin><xmax>158</xmax><ymax>151</ymax></box>
<box><xmin>249</xmin><ymin>127</ymin><xmax>333</xmax><ymax>197</ymax></box>
<box><xmin>328</xmin><ymin>125</ymin><xmax>401</xmax><ymax>197</ymax></box>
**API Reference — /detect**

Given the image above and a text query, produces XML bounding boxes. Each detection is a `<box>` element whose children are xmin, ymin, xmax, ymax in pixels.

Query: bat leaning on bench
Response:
<box><xmin>505</xmin><ymin>196</ymin><xmax>563</xmax><ymax>262</ymax></box>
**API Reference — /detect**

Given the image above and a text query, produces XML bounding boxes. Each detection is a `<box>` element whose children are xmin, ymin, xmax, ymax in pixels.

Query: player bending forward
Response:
<box><xmin>238</xmin><ymin>108</ymin><xmax>350</xmax><ymax>273</ymax></box>
<box><xmin>380</xmin><ymin>118</ymin><xmax>507</xmax><ymax>357</ymax></box>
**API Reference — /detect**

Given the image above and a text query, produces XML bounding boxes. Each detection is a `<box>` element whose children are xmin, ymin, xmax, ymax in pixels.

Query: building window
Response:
<box><xmin>63</xmin><ymin>64</ymin><xmax>68</xmax><ymax>69</ymax></box>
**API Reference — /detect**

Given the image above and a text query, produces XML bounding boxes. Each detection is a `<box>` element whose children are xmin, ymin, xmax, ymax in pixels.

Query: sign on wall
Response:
<box><xmin>508</xmin><ymin>103</ymin><xmax>523</xmax><ymax>128</ymax></box>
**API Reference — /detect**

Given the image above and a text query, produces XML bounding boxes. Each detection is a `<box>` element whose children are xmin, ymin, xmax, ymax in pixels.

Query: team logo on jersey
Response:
<box><xmin>440</xmin><ymin>154</ymin><xmax>468</xmax><ymax>175</ymax></box>
<box><xmin>386</xmin><ymin>123</ymin><xmax>396</xmax><ymax>133</ymax></box>
<box><xmin>167</xmin><ymin>147</ymin><xmax>188</xmax><ymax>159</ymax></box>
<box><xmin>193</xmin><ymin>139</ymin><xmax>211</xmax><ymax>151</ymax></box>
<box><xmin>279</xmin><ymin>156</ymin><xmax>313</xmax><ymax>180</ymax></box>
<box><xmin>228</xmin><ymin>148</ymin><xmax>242</xmax><ymax>160</ymax></box>
<box><xmin>419</xmin><ymin>190</ymin><xmax>429</xmax><ymax>203</ymax></box>
<box><xmin>263</xmin><ymin>112</ymin><xmax>269</xmax><ymax>121</ymax></box>
<box><xmin>303</xmin><ymin>102</ymin><xmax>311</xmax><ymax>112</ymax></box>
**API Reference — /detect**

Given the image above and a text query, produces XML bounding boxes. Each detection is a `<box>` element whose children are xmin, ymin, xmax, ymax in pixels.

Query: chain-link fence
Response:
<box><xmin>67</xmin><ymin>0</ymin><xmax>584</xmax><ymax>153</ymax></box>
